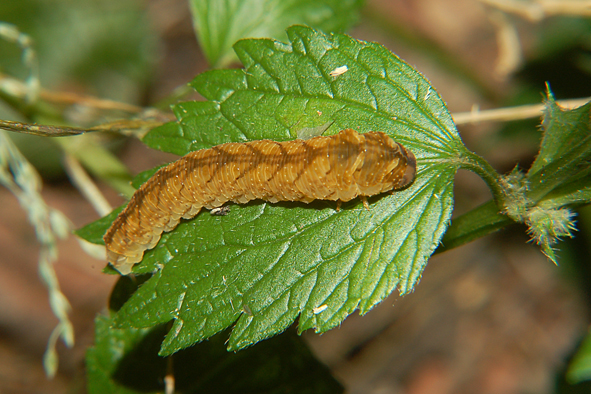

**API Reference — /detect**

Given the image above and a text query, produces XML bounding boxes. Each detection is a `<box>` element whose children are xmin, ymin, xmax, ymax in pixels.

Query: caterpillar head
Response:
<box><xmin>355</xmin><ymin>131</ymin><xmax>417</xmax><ymax>195</ymax></box>
<box><xmin>395</xmin><ymin>143</ymin><xmax>416</xmax><ymax>190</ymax></box>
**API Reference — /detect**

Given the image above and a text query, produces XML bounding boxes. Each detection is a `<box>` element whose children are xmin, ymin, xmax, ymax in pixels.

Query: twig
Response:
<box><xmin>0</xmin><ymin>71</ymin><xmax>144</xmax><ymax>114</ymax></box>
<box><xmin>63</xmin><ymin>154</ymin><xmax>112</xmax><ymax>217</ymax></box>
<box><xmin>0</xmin><ymin>119</ymin><xmax>90</xmax><ymax>136</ymax></box>
<box><xmin>479</xmin><ymin>0</ymin><xmax>591</xmax><ymax>21</ymax></box>
<box><xmin>452</xmin><ymin>97</ymin><xmax>591</xmax><ymax>125</ymax></box>
<box><xmin>39</xmin><ymin>89</ymin><xmax>144</xmax><ymax>113</ymax></box>
<box><xmin>0</xmin><ymin>115</ymin><xmax>174</xmax><ymax>138</ymax></box>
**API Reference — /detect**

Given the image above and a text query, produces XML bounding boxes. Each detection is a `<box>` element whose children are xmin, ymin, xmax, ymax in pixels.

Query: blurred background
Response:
<box><xmin>0</xmin><ymin>0</ymin><xmax>590</xmax><ymax>393</ymax></box>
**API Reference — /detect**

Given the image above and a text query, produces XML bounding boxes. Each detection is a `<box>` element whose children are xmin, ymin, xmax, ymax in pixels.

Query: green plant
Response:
<box><xmin>1</xmin><ymin>0</ymin><xmax>591</xmax><ymax>393</ymax></box>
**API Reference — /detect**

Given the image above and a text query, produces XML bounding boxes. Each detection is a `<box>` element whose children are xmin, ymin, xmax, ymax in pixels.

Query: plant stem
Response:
<box><xmin>436</xmin><ymin>200</ymin><xmax>513</xmax><ymax>253</ymax></box>
<box><xmin>452</xmin><ymin>96</ymin><xmax>590</xmax><ymax>125</ymax></box>
<box><xmin>457</xmin><ymin>149</ymin><xmax>508</xmax><ymax>210</ymax></box>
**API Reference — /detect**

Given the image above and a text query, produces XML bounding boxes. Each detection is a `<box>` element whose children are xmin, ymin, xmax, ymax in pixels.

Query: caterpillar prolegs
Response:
<box><xmin>104</xmin><ymin>129</ymin><xmax>417</xmax><ymax>275</ymax></box>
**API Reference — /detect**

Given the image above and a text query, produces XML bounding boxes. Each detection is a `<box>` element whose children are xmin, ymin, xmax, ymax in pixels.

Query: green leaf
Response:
<box><xmin>76</xmin><ymin>208</ymin><xmax>121</xmax><ymax>246</ymax></box>
<box><xmin>568</xmin><ymin>329</ymin><xmax>591</xmax><ymax>384</ymax></box>
<box><xmin>518</xmin><ymin>92</ymin><xmax>591</xmax><ymax>263</ymax></box>
<box><xmin>189</xmin><ymin>0</ymin><xmax>364</xmax><ymax>67</ymax></box>
<box><xmin>86</xmin><ymin>314</ymin><xmax>343</xmax><ymax>394</ymax></box>
<box><xmin>539</xmin><ymin>181</ymin><xmax>591</xmax><ymax>209</ymax></box>
<box><xmin>87</xmin><ymin>25</ymin><xmax>464</xmax><ymax>354</ymax></box>
<box><xmin>527</xmin><ymin>92</ymin><xmax>591</xmax><ymax>205</ymax></box>
<box><xmin>86</xmin><ymin>315</ymin><xmax>157</xmax><ymax>394</ymax></box>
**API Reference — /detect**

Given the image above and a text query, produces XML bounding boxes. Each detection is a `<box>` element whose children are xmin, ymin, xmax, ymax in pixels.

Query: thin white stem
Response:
<box><xmin>479</xmin><ymin>0</ymin><xmax>591</xmax><ymax>21</ymax></box>
<box><xmin>452</xmin><ymin>97</ymin><xmax>591</xmax><ymax>125</ymax></box>
<box><xmin>63</xmin><ymin>154</ymin><xmax>112</xmax><ymax>216</ymax></box>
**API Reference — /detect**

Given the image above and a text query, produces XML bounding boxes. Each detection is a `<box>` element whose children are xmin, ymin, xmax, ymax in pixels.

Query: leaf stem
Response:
<box><xmin>436</xmin><ymin>200</ymin><xmax>513</xmax><ymax>254</ymax></box>
<box><xmin>457</xmin><ymin>149</ymin><xmax>508</xmax><ymax>210</ymax></box>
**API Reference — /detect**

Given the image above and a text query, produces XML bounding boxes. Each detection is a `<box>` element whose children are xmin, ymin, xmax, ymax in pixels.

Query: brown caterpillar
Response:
<box><xmin>104</xmin><ymin>129</ymin><xmax>416</xmax><ymax>275</ymax></box>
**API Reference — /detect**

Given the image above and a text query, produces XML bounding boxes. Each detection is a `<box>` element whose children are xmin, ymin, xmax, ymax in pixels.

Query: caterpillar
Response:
<box><xmin>104</xmin><ymin>128</ymin><xmax>416</xmax><ymax>275</ymax></box>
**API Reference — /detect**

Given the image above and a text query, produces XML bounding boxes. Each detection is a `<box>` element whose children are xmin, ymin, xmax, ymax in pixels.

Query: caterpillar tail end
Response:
<box><xmin>106</xmin><ymin>249</ymin><xmax>139</xmax><ymax>276</ymax></box>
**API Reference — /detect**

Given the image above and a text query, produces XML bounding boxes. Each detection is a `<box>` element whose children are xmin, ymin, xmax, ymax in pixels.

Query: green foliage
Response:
<box><xmin>523</xmin><ymin>92</ymin><xmax>589</xmax><ymax>262</ymax></box>
<box><xmin>86</xmin><ymin>315</ymin><xmax>154</xmax><ymax>394</ymax></box>
<box><xmin>0</xmin><ymin>0</ymin><xmax>157</xmax><ymax>98</ymax></box>
<box><xmin>3</xmin><ymin>0</ymin><xmax>591</xmax><ymax>390</ymax></box>
<box><xmin>439</xmin><ymin>91</ymin><xmax>590</xmax><ymax>260</ymax></box>
<box><xmin>528</xmin><ymin>93</ymin><xmax>591</xmax><ymax>207</ymax></box>
<box><xmin>87</xmin><ymin>312</ymin><xmax>343</xmax><ymax>394</ymax></box>
<box><xmin>189</xmin><ymin>0</ymin><xmax>364</xmax><ymax>67</ymax></box>
<box><xmin>78</xmin><ymin>25</ymin><xmax>464</xmax><ymax>355</ymax></box>
<box><xmin>568</xmin><ymin>329</ymin><xmax>591</xmax><ymax>385</ymax></box>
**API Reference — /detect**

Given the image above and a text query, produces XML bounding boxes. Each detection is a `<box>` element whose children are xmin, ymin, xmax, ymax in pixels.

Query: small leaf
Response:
<box><xmin>88</xmin><ymin>26</ymin><xmax>465</xmax><ymax>354</ymax></box>
<box><xmin>189</xmin><ymin>0</ymin><xmax>364</xmax><ymax>67</ymax></box>
<box><xmin>568</xmin><ymin>329</ymin><xmax>591</xmax><ymax>384</ymax></box>
<box><xmin>86</xmin><ymin>315</ymin><xmax>343</xmax><ymax>394</ymax></box>
<box><xmin>86</xmin><ymin>315</ymin><xmax>158</xmax><ymax>394</ymax></box>
<box><xmin>530</xmin><ymin>91</ymin><xmax>591</xmax><ymax>176</ymax></box>
<box><xmin>527</xmin><ymin>92</ymin><xmax>591</xmax><ymax>205</ymax></box>
<box><xmin>519</xmin><ymin>91</ymin><xmax>591</xmax><ymax>262</ymax></box>
<box><xmin>524</xmin><ymin>206</ymin><xmax>576</xmax><ymax>264</ymax></box>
